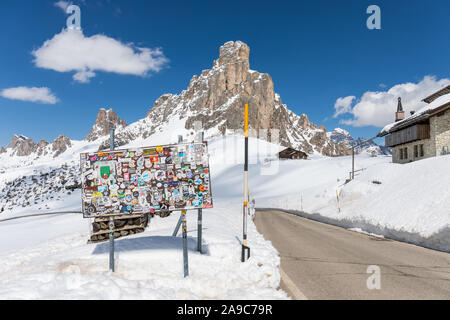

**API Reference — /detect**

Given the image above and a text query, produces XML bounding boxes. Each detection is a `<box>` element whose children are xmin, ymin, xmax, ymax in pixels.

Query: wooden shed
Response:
<box><xmin>278</xmin><ymin>147</ymin><xmax>308</xmax><ymax>160</ymax></box>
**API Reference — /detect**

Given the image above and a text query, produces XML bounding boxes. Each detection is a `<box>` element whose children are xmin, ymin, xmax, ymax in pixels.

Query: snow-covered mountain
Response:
<box><xmin>95</xmin><ymin>41</ymin><xmax>354</xmax><ymax>156</ymax></box>
<box><xmin>0</xmin><ymin>41</ymin><xmax>382</xmax><ymax>212</ymax></box>
<box><xmin>2</xmin><ymin>41</ymin><xmax>361</xmax><ymax>159</ymax></box>
<box><xmin>328</xmin><ymin>128</ymin><xmax>391</xmax><ymax>155</ymax></box>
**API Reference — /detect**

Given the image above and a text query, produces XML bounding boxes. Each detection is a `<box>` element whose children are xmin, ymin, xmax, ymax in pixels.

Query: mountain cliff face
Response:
<box><xmin>99</xmin><ymin>41</ymin><xmax>353</xmax><ymax>155</ymax></box>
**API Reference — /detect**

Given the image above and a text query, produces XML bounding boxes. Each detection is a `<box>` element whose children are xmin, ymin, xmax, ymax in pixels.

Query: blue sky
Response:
<box><xmin>0</xmin><ymin>0</ymin><xmax>449</xmax><ymax>147</ymax></box>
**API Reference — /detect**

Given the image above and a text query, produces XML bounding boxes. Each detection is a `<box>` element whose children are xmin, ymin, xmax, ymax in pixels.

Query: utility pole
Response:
<box><xmin>350</xmin><ymin>136</ymin><xmax>378</xmax><ymax>180</ymax></box>
<box><xmin>352</xmin><ymin>147</ymin><xmax>355</xmax><ymax>180</ymax></box>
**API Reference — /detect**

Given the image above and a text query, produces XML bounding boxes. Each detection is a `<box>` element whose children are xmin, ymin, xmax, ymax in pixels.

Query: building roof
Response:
<box><xmin>278</xmin><ymin>147</ymin><xmax>307</xmax><ymax>156</ymax></box>
<box><xmin>422</xmin><ymin>85</ymin><xmax>450</xmax><ymax>104</ymax></box>
<box><xmin>378</xmin><ymin>91</ymin><xmax>450</xmax><ymax>137</ymax></box>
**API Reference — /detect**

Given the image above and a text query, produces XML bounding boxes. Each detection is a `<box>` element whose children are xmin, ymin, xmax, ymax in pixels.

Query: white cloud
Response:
<box><xmin>54</xmin><ymin>1</ymin><xmax>72</xmax><ymax>12</ymax></box>
<box><xmin>32</xmin><ymin>29</ymin><xmax>168</xmax><ymax>83</ymax></box>
<box><xmin>0</xmin><ymin>87</ymin><xmax>59</xmax><ymax>104</ymax></box>
<box><xmin>335</xmin><ymin>76</ymin><xmax>450</xmax><ymax>127</ymax></box>
<box><xmin>333</xmin><ymin>96</ymin><xmax>355</xmax><ymax>118</ymax></box>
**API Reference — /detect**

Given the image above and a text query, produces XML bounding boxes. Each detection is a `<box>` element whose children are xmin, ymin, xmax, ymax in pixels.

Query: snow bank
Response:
<box><xmin>266</xmin><ymin>155</ymin><xmax>450</xmax><ymax>252</ymax></box>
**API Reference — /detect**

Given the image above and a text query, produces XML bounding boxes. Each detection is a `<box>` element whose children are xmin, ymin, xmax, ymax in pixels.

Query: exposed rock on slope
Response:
<box><xmin>85</xmin><ymin>108</ymin><xmax>127</xmax><ymax>142</ymax></box>
<box><xmin>4</xmin><ymin>134</ymin><xmax>73</xmax><ymax>158</ymax></box>
<box><xmin>52</xmin><ymin>135</ymin><xmax>72</xmax><ymax>158</ymax></box>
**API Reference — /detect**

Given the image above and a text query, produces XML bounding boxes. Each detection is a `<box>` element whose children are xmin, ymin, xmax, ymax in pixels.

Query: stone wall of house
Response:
<box><xmin>392</xmin><ymin>107</ymin><xmax>450</xmax><ymax>163</ymax></box>
<box><xmin>432</xmin><ymin>108</ymin><xmax>450</xmax><ymax>155</ymax></box>
<box><xmin>392</xmin><ymin>137</ymin><xmax>434</xmax><ymax>164</ymax></box>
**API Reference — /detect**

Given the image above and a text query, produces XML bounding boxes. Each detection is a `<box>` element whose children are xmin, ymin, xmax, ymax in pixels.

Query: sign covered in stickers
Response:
<box><xmin>80</xmin><ymin>143</ymin><xmax>213</xmax><ymax>218</ymax></box>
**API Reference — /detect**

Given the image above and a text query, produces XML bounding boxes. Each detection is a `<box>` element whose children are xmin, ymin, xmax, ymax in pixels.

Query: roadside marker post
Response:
<box><xmin>242</xmin><ymin>103</ymin><xmax>251</xmax><ymax>262</ymax></box>
<box><xmin>336</xmin><ymin>189</ymin><xmax>341</xmax><ymax>213</ymax></box>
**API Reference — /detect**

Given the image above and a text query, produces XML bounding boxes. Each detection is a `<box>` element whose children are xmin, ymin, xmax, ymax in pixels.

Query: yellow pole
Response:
<box><xmin>242</xmin><ymin>103</ymin><xmax>250</xmax><ymax>261</ymax></box>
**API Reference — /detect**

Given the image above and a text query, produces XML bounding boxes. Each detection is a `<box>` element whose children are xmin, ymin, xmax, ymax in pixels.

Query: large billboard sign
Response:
<box><xmin>80</xmin><ymin>142</ymin><xmax>213</xmax><ymax>218</ymax></box>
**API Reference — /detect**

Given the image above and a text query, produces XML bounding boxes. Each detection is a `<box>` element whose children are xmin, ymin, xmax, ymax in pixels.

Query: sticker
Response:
<box><xmin>150</xmin><ymin>155</ymin><xmax>159</xmax><ymax>163</ymax></box>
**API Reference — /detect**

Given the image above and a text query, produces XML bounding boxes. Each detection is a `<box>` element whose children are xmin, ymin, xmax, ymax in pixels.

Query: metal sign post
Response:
<box><xmin>242</xmin><ymin>103</ymin><xmax>250</xmax><ymax>262</ymax></box>
<box><xmin>172</xmin><ymin>214</ymin><xmax>183</xmax><ymax>236</ymax></box>
<box><xmin>181</xmin><ymin>209</ymin><xmax>189</xmax><ymax>277</ymax></box>
<box><xmin>109</xmin><ymin>128</ymin><xmax>115</xmax><ymax>272</ymax></box>
<box><xmin>197</xmin><ymin>209</ymin><xmax>202</xmax><ymax>253</ymax></box>
<box><xmin>109</xmin><ymin>216</ymin><xmax>115</xmax><ymax>272</ymax></box>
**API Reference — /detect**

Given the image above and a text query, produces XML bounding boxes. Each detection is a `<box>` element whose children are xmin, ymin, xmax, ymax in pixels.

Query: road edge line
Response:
<box><xmin>279</xmin><ymin>267</ymin><xmax>308</xmax><ymax>300</ymax></box>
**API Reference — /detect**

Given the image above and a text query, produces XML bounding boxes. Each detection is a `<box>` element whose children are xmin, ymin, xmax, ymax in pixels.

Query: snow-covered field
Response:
<box><xmin>0</xmin><ymin>134</ymin><xmax>448</xmax><ymax>299</ymax></box>
<box><xmin>0</xmin><ymin>135</ymin><xmax>288</xmax><ymax>300</ymax></box>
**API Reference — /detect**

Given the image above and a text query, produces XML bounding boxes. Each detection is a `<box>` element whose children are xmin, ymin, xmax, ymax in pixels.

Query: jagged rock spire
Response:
<box><xmin>85</xmin><ymin>108</ymin><xmax>127</xmax><ymax>142</ymax></box>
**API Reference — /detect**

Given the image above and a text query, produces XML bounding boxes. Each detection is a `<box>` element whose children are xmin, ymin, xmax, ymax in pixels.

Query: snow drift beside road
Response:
<box><xmin>266</xmin><ymin>154</ymin><xmax>450</xmax><ymax>252</ymax></box>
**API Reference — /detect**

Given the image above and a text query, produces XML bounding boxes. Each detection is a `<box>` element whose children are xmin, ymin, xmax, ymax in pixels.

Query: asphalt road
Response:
<box><xmin>254</xmin><ymin>209</ymin><xmax>450</xmax><ymax>300</ymax></box>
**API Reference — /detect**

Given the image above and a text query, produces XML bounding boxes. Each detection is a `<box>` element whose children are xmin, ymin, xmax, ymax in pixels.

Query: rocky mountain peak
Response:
<box><xmin>85</xmin><ymin>108</ymin><xmax>127</xmax><ymax>142</ymax></box>
<box><xmin>5</xmin><ymin>135</ymin><xmax>38</xmax><ymax>156</ymax></box>
<box><xmin>6</xmin><ymin>134</ymin><xmax>29</xmax><ymax>149</ymax></box>
<box><xmin>215</xmin><ymin>41</ymin><xmax>250</xmax><ymax>68</ymax></box>
<box><xmin>52</xmin><ymin>135</ymin><xmax>72</xmax><ymax>158</ymax></box>
<box><xmin>99</xmin><ymin>41</ymin><xmax>355</xmax><ymax>156</ymax></box>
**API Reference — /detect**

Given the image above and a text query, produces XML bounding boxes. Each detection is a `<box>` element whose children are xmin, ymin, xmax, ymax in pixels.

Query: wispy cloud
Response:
<box><xmin>32</xmin><ymin>29</ymin><xmax>168</xmax><ymax>83</ymax></box>
<box><xmin>0</xmin><ymin>87</ymin><xmax>59</xmax><ymax>104</ymax></box>
<box><xmin>54</xmin><ymin>1</ymin><xmax>72</xmax><ymax>12</ymax></box>
<box><xmin>333</xmin><ymin>76</ymin><xmax>450</xmax><ymax>127</ymax></box>
<box><xmin>333</xmin><ymin>96</ymin><xmax>355</xmax><ymax>118</ymax></box>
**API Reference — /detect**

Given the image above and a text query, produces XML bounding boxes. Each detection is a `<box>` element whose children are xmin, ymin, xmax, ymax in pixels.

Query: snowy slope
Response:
<box><xmin>0</xmin><ymin>135</ymin><xmax>288</xmax><ymax>300</ymax></box>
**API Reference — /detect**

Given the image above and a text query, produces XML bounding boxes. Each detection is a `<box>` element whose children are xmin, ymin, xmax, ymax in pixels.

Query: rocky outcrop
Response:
<box><xmin>3</xmin><ymin>134</ymin><xmax>72</xmax><ymax>158</ymax></box>
<box><xmin>6</xmin><ymin>135</ymin><xmax>38</xmax><ymax>156</ymax></box>
<box><xmin>52</xmin><ymin>135</ymin><xmax>72</xmax><ymax>158</ymax></box>
<box><xmin>85</xmin><ymin>108</ymin><xmax>127</xmax><ymax>142</ymax></box>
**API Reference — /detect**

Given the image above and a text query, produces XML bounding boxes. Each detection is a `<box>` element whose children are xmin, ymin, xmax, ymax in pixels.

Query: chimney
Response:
<box><xmin>395</xmin><ymin>97</ymin><xmax>405</xmax><ymax>122</ymax></box>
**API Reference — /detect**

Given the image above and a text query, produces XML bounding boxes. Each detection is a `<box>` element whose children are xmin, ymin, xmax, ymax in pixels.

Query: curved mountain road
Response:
<box><xmin>254</xmin><ymin>209</ymin><xmax>450</xmax><ymax>300</ymax></box>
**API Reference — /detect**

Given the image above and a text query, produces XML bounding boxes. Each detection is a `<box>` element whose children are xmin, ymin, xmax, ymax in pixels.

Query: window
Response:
<box><xmin>399</xmin><ymin>148</ymin><xmax>403</xmax><ymax>160</ymax></box>
<box><xmin>414</xmin><ymin>145</ymin><xmax>418</xmax><ymax>158</ymax></box>
<box><xmin>419</xmin><ymin>144</ymin><xmax>424</xmax><ymax>157</ymax></box>
<box><xmin>404</xmin><ymin>147</ymin><xmax>408</xmax><ymax>159</ymax></box>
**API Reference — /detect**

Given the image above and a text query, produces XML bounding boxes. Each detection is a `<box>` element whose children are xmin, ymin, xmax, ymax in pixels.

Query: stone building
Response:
<box><xmin>378</xmin><ymin>85</ymin><xmax>450</xmax><ymax>163</ymax></box>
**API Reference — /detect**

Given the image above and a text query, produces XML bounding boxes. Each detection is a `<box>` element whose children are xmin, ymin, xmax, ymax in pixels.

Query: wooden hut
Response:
<box><xmin>278</xmin><ymin>147</ymin><xmax>308</xmax><ymax>160</ymax></box>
